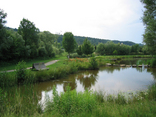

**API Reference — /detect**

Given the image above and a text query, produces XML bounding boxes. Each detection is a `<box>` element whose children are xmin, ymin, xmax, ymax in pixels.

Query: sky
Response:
<box><xmin>1</xmin><ymin>0</ymin><xmax>145</xmax><ymax>43</ymax></box>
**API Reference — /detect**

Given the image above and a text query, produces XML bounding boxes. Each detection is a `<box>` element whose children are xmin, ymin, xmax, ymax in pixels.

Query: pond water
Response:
<box><xmin>26</xmin><ymin>59</ymin><xmax>155</xmax><ymax>104</ymax></box>
<box><xmin>9</xmin><ymin>58</ymin><xmax>154</xmax><ymax>105</ymax></box>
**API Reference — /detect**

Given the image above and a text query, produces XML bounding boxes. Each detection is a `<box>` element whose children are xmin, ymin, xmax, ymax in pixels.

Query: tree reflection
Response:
<box><xmin>135</xmin><ymin>67</ymin><xmax>143</xmax><ymax>72</ymax></box>
<box><xmin>147</xmin><ymin>68</ymin><xmax>156</xmax><ymax>80</ymax></box>
<box><xmin>99</xmin><ymin>66</ymin><xmax>121</xmax><ymax>73</ymax></box>
<box><xmin>63</xmin><ymin>81</ymin><xmax>77</xmax><ymax>92</ymax></box>
<box><xmin>76</xmin><ymin>70</ymin><xmax>98</xmax><ymax>90</ymax></box>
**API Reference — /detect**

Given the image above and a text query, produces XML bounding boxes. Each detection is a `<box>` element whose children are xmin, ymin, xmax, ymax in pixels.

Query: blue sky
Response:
<box><xmin>1</xmin><ymin>0</ymin><xmax>145</xmax><ymax>43</ymax></box>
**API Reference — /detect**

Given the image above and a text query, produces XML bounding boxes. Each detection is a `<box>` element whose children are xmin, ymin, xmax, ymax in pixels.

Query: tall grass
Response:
<box><xmin>0</xmin><ymin>85</ymin><xmax>43</xmax><ymax>117</ymax></box>
<box><xmin>45</xmin><ymin>85</ymin><xmax>97</xmax><ymax>116</ymax></box>
<box><xmin>45</xmin><ymin>84</ymin><xmax>156</xmax><ymax>116</ymax></box>
<box><xmin>0</xmin><ymin>71</ymin><xmax>16</xmax><ymax>88</ymax></box>
<box><xmin>1</xmin><ymin>83</ymin><xmax>156</xmax><ymax>116</ymax></box>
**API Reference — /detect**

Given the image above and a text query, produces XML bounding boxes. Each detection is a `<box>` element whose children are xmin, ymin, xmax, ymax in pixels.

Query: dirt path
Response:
<box><xmin>0</xmin><ymin>60</ymin><xmax>59</xmax><ymax>73</ymax></box>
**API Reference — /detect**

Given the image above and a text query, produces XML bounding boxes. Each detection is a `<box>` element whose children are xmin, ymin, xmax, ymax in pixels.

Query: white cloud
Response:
<box><xmin>1</xmin><ymin>0</ymin><xmax>144</xmax><ymax>43</ymax></box>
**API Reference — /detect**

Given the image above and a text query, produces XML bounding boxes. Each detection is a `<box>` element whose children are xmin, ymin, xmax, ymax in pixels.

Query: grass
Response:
<box><xmin>0</xmin><ymin>55</ymin><xmax>67</xmax><ymax>71</ymax></box>
<box><xmin>0</xmin><ymin>54</ymin><xmax>153</xmax><ymax>71</ymax></box>
<box><xmin>0</xmin><ymin>54</ymin><xmax>156</xmax><ymax>116</ymax></box>
<box><xmin>1</xmin><ymin>55</ymin><xmax>154</xmax><ymax>88</ymax></box>
<box><xmin>1</xmin><ymin>83</ymin><xmax>156</xmax><ymax>117</ymax></box>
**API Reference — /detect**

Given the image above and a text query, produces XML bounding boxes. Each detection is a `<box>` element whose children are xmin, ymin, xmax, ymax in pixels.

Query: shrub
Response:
<box><xmin>70</xmin><ymin>53</ymin><xmax>80</xmax><ymax>58</ymax></box>
<box><xmin>0</xmin><ymin>71</ymin><xmax>16</xmax><ymax>87</ymax></box>
<box><xmin>89</xmin><ymin>57</ymin><xmax>99</xmax><ymax>70</ymax></box>
<box><xmin>150</xmin><ymin>59</ymin><xmax>156</xmax><ymax>67</ymax></box>
<box><xmin>15</xmin><ymin>61</ymin><xmax>27</xmax><ymax>84</ymax></box>
<box><xmin>15</xmin><ymin>61</ymin><xmax>35</xmax><ymax>84</ymax></box>
<box><xmin>45</xmin><ymin>85</ymin><xmax>97</xmax><ymax>115</ymax></box>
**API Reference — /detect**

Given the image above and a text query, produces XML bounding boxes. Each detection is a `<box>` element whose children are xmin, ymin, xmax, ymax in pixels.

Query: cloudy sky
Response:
<box><xmin>1</xmin><ymin>0</ymin><xmax>144</xmax><ymax>43</ymax></box>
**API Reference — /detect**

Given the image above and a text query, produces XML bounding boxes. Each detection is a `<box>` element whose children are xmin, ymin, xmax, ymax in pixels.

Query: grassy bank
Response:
<box><xmin>0</xmin><ymin>54</ymin><xmax>153</xmax><ymax>71</ymax></box>
<box><xmin>0</xmin><ymin>55</ymin><xmax>67</xmax><ymax>71</ymax></box>
<box><xmin>0</xmin><ymin>57</ymin><xmax>102</xmax><ymax>87</ymax></box>
<box><xmin>1</xmin><ymin>55</ymin><xmax>155</xmax><ymax>88</ymax></box>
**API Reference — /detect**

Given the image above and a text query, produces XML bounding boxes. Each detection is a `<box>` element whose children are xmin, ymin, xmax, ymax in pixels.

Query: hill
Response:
<box><xmin>58</xmin><ymin>35</ymin><xmax>142</xmax><ymax>46</ymax></box>
<box><xmin>6</xmin><ymin>27</ymin><xmax>142</xmax><ymax>46</ymax></box>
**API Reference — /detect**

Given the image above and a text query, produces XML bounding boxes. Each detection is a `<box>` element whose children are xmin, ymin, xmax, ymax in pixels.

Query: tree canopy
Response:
<box><xmin>62</xmin><ymin>32</ymin><xmax>76</xmax><ymax>57</ymax></box>
<box><xmin>18</xmin><ymin>18</ymin><xmax>39</xmax><ymax>46</ymax></box>
<box><xmin>141</xmin><ymin>0</ymin><xmax>156</xmax><ymax>55</ymax></box>
<box><xmin>81</xmin><ymin>38</ymin><xmax>94</xmax><ymax>56</ymax></box>
<box><xmin>18</xmin><ymin>18</ymin><xmax>40</xmax><ymax>58</ymax></box>
<box><xmin>0</xmin><ymin>9</ymin><xmax>7</xmax><ymax>59</ymax></box>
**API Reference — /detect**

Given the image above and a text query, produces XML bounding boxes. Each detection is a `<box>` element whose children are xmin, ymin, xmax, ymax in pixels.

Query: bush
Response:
<box><xmin>15</xmin><ymin>61</ymin><xmax>35</xmax><ymax>84</ymax></box>
<box><xmin>150</xmin><ymin>59</ymin><xmax>156</xmax><ymax>67</ymax></box>
<box><xmin>89</xmin><ymin>57</ymin><xmax>99</xmax><ymax>70</ymax></box>
<box><xmin>70</xmin><ymin>53</ymin><xmax>80</xmax><ymax>58</ymax></box>
<box><xmin>70</xmin><ymin>53</ymin><xmax>87</xmax><ymax>58</ymax></box>
<box><xmin>15</xmin><ymin>61</ymin><xmax>27</xmax><ymax>84</ymax></box>
<box><xmin>45</xmin><ymin>85</ymin><xmax>97</xmax><ymax>115</ymax></box>
<box><xmin>0</xmin><ymin>71</ymin><xmax>16</xmax><ymax>87</ymax></box>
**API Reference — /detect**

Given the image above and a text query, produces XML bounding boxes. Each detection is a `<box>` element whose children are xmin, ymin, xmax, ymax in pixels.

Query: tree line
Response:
<box><xmin>62</xmin><ymin>32</ymin><xmax>147</xmax><ymax>58</ymax></box>
<box><xmin>0</xmin><ymin>9</ymin><xmax>63</xmax><ymax>61</ymax></box>
<box><xmin>141</xmin><ymin>0</ymin><xmax>156</xmax><ymax>56</ymax></box>
<box><xmin>57</xmin><ymin>35</ymin><xmax>143</xmax><ymax>46</ymax></box>
<box><xmin>0</xmin><ymin>6</ymin><xmax>152</xmax><ymax>62</ymax></box>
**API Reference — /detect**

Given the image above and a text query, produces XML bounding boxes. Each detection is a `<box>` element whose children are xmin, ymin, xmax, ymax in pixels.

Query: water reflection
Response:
<box><xmin>76</xmin><ymin>70</ymin><xmax>98</xmax><ymax>90</ymax></box>
<box><xmin>147</xmin><ymin>68</ymin><xmax>156</xmax><ymax>79</ymax></box>
<box><xmin>11</xmin><ymin>59</ymin><xmax>156</xmax><ymax>104</ymax></box>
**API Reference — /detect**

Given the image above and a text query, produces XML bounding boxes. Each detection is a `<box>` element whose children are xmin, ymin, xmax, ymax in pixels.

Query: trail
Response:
<box><xmin>0</xmin><ymin>60</ymin><xmax>59</xmax><ymax>73</ymax></box>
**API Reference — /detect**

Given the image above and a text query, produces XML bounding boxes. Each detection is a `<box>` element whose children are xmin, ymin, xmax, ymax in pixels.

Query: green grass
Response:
<box><xmin>1</xmin><ymin>55</ymin><xmax>154</xmax><ymax>89</ymax></box>
<box><xmin>0</xmin><ymin>55</ymin><xmax>67</xmax><ymax>71</ymax></box>
<box><xmin>1</xmin><ymin>54</ymin><xmax>156</xmax><ymax>116</ymax></box>
<box><xmin>0</xmin><ymin>54</ymin><xmax>153</xmax><ymax>71</ymax></box>
<box><xmin>47</xmin><ymin>60</ymin><xmax>67</xmax><ymax>69</ymax></box>
<box><xmin>1</xmin><ymin>83</ymin><xmax>156</xmax><ymax>117</ymax></box>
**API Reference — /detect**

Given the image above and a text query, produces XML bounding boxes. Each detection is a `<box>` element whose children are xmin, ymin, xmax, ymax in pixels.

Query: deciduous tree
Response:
<box><xmin>81</xmin><ymin>38</ymin><xmax>94</xmax><ymax>56</ymax></box>
<box><xmin>18</xmin><ymin>18</ymin><xmax>39</xmax><ymax>58</ymax></box>
<box><xmin>62</xmin><ymin>32</ymin><xmax>76</xmax><ymax>58</ymax></box>
<box><xmin>0</xmin><ymin>9</ymin><xmax>7</xmax><ymax>60</ymax></box>
<box><xmin>96</xmin><ymin>43</ymin><xmax>105</xmax><ymax>55</ymax></box>
<box><xmin>141</xmin><ymin>0</ymin><xmax>156</xmax><ymax>55</ymax></box>
<box><xmin>76</xmin><ymin>45</ymin><xmax>83</xmax><ymax>55</ymax></box>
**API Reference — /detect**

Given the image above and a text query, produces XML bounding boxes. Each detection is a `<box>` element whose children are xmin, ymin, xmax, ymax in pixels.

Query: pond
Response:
<box><xmin>7</xmin><ymin>58</ymin><xmax>154</xmax><ymax>105</ymax></box>
<box><xmin>26</xmin><ymin>59</ymin><xmax>155</xmax><ymax>104</ymax></box>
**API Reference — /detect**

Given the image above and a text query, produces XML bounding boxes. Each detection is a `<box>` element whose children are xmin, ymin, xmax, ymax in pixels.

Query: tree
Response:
<box><xmin>105</xmin><ymin>41</ymin><xmax>116</xmax><ymax>55</ymax></box>
<box><xmin>81</xmin><ymin>38</ymin><xmax>94</xmax><ymax>56</ymax></box>
<box><xmin>131</xmin><ymin>44</ymin><xmax>140</xmax><ymax>54</ymax></box>
<box><xmin>5</xmin><ymin>29</ymin><xmax>29</xmax><ymax>60</ymax></box>
<box><xmin>38</xmin><ymin>31</ymin><xmax>55</xmax><ymax>57</ymax></box>
<box><xmin>76</xmin><ymin>45</ymin><xmax>83</xmax><ymax>55</ymax></box>
<box><xmin>62</xmin><ymin>32</ymin><xmax>76</xmax><ymax>58</ymax></box>
<box><xmin>141</xmin><ymin>0</ymin><xmax>156</xmax><ymax>55</ymax></box>
<box><xmin>0</xmin><ymin>9</ymin><xmax>7</xmax><ymax>60</ymax></box>
<box><xmin>18</xmin><ymin>18</ymin><xmax>39</xmax><ymax>58</ymax></box>
<box><xmin>113</xmin><ymin>50</ymin><xmax>118</xmax><ymax>55</ymax></box>
<box><xmin>96</xmin><ymin>43</ymin><xmax>105</xmax><ymax>55</ymax></box>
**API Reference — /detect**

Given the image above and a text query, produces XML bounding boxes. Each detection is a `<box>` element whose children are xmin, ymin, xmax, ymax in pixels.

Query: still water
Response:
<box><xmin>28</xmin><ymin>59</ymin><xmax>156</xmax><ymax>103</ymax></box>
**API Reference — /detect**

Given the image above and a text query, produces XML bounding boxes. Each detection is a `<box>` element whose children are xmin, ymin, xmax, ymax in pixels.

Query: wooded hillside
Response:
<box><xmin>7</xmin><ymin>27</ymin><xmax>142</xmax><ymax>46</ymax></box>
